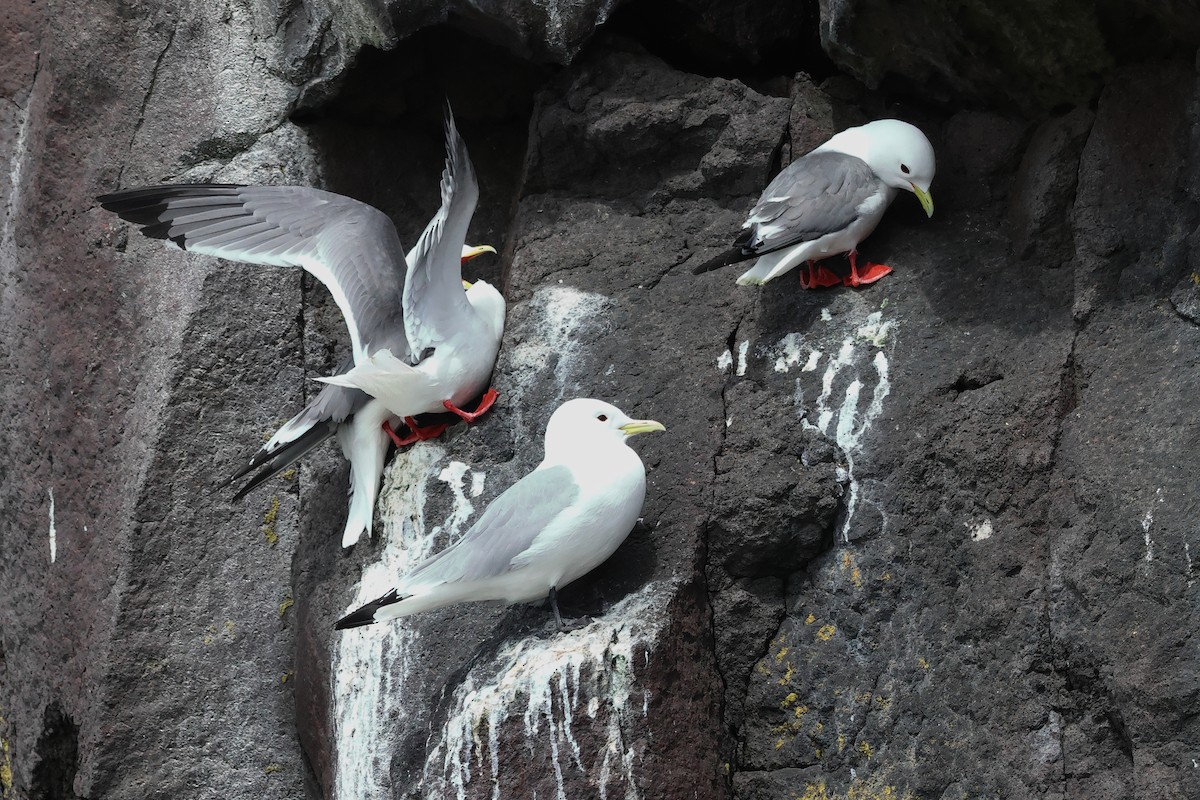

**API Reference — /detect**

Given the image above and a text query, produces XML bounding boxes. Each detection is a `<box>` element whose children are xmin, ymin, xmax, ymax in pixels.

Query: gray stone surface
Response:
<box><xmin>3</xmin><ymin>2</ymin><xmax>1200</xmax><ymax>800</ymax></box>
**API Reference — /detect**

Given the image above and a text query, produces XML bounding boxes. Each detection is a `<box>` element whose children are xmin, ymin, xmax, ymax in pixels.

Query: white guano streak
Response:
<box><xmin>505</xmin><ymin>286</ymin><xmax>612</xmax><ymax>431</ymax></box>
<box><xmin>333</xmin><ymin>446</ymin><xmax>479</xmax><ymax>800</ymax></box>
<box><xmin>48</xmin><ymin>488</ymin><xmax>56</xmax><ymax>563</ymax></box>
<box><xmin>423</xmin><ymin>584</ymin><xmax>669</xmax><ymax>800</ymax></box>
<box><xmin>805</xmin><ymin>310</ymin><xmax>894</xmax><ymax>542</ymax></box>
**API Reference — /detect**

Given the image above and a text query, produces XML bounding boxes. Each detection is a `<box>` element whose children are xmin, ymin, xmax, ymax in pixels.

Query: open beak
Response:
<box><xmin>460</xmin><ymin>244</ymin><xmax>497</xmax><ymax>265</ymax></box>
<box><xmin>910</xmin><ymin>183</ymin><xmax>934</xmax><ymax>218</ymax></box>
<box><xmin>619</xmin><ymin>419</ymin><xmax>666</xmax><ymax>437</ymax></box>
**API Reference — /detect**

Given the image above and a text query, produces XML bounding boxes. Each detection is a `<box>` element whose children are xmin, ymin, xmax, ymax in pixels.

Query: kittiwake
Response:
<box><xmin>694</xmin><ymin>118</ymin><xmax>935</xmax><ymax>288</ymax></box>
<box><xmin>335</xmin><ymin>398</ymin><xmax>665</xmax><ymax>630</ymax></box>
<box><xmin>97</xmin><ymin>108</ymin><xmax>506</xmax><ymax>548</ymax></box>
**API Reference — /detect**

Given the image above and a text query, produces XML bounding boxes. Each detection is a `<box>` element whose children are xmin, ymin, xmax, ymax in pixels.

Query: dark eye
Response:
<box><xmin>900</xmin><ymin>164</ymin><xmax>911</xmax><ymax>175</ymax></box>
<box><xmin>597</xmin><ymin>414</ymin><xmax>608</xmax><ymax>422</ymax></box>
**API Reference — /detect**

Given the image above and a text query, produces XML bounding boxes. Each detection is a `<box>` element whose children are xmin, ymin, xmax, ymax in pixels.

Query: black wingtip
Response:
<box><xmin>335</xmin><ymin>589</ymin><xmax>404</xmax><ymax>630</ymax></box>
<box><xmin>692</xmin><ymin>246</ymin><xmax>751</xmax><ymax>275</ymax></box>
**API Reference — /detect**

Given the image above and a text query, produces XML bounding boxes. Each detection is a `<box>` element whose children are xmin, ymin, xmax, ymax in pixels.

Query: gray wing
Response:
<box><xmin>402</xmin><ymin>109</ymin><xmax>479</xmax><ymax>357</ymax></box>
<box><xmin>97</xmin><ymin>184</ymin><xmax>411</xmax><ymax>362</ymax></box>
<box><xmin>228</xmin><ymin>354</ymin><xmax>371</xmax><ymax>485</ymax></box>
<box><xmin>402</xmin><ymin>465</ymin><xmax>579</xmax><ymax>589</ymax></box>
<box><xmin>271</xmin><ymin>354</ymin><xmax>371</xmax><ymax>440</ymax></box>
<box><xmin>735</xmin><ymin>152</ymin><xmax>880</xmax><ymax>256</ymax></box>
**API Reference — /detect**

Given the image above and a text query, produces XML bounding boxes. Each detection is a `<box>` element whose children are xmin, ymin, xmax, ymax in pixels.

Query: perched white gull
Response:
<box><xmin>97</xmin><ymin>111</ymin><xmax>506</xmax><ymax>548</ymax></box>
<box><xmin>335</xmin><ymin>398</ymin><xmax>665</xmax><ymax>630</ymax></box>
<box><xmin>695</xmin><ymin>119</ymin><xmax>935</xmax><ymax>289</ymax></box>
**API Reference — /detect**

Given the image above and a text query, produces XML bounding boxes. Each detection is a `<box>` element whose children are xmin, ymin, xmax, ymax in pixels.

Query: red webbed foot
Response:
<box><xmin>382</xmin><ymin>418</ymin><xmax>448</xmax><ymax>448</ymax></box>
<box><xmin>843</xmin><ymin>250</ymin><xmax>893</xmax><ymax>288</ymax></box>
<box><xmin>799</xmin><ymin>260</ymin><xmax>843</xmax><ymax>290</ymax></box>
<box><xmin>444</xmin><ymin>387</ymin><xmax>499</xmax><ymax>423</ymax></box>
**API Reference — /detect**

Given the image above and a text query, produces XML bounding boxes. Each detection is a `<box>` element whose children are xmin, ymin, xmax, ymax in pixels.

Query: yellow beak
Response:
<box><xmin>462</xmin><ymin>279</ymin><xmax>473</xmax><ymax>290</ymax></box>
<box><xmin>460</xmin><ymin>244</ymin><xmax>497</xmax><ymax>264</ymax></box>
<box><xmin>619</xmin><ymin>419</ymin><xmax>666</xmax><ymax>437</ymax></box>
<box><xmin>910</xmin><ymin>183</ymin><xmax>934</xmax><ymax>218</ymax></box>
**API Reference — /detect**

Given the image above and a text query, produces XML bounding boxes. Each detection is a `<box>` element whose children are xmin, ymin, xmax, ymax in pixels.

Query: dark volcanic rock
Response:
<box><xmin>820</xmin><ymin>0</ymin><xmax>1200</xmax><ymax>111</ymax></box>
<box><xmin>4</xmin><ymin>2</ymin><xmax>1200</xmax><ymax>800</ymax></box>
<box><xmin>709</xmin><ymin>382</ymin><xmax>843</xmax><ymax>579</ymax></box>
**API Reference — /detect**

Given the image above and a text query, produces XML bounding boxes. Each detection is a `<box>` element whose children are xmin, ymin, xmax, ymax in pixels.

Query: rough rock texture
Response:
<box><xmin>821</xmin><ymin>0</ymin><xmax>1200</xmax><ymax>111</ymax></box>
<box><xmin>3</xmin><ymin>1</ymin><xmax>1200</xmax><ymax>800</ymax></box>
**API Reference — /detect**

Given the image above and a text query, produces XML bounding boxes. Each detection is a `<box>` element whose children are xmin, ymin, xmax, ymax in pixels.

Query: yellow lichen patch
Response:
<box><xmin>805</xmin><ymin>613</ymin><xmax>817</xmax><ymax>625</ymax></box>
<box><xmin>281</xmin><ymin>670</ymin><xmax>294</xmax><ymax>684</ymax></box>
<box><xmin>262</xmin><ymin>496</ymin><xmax>281</xmax><ymax>546</ymax></box>
<box><xmin>857</xmin><ymin>741</ymin><xmax>874</xmax><ymax>759</ymax></box>
<box><xmin>793</xmin><ymin>704</ymin><xmax>809</xmax><ymax>719</ymax></box>
<box><xmin>842</xmin><ymin>551</ymin><xmax>852</xmax><ymax>570</ymax></box>
<box><xmin>264</xmin><ymin>763</ymin><xmax>283</xmax><ymax>775</ymax></box>
<box><xmin>838</xmin><ymin>734</ymin><xmax>846</xmax><ymax>753</ymax></box>
<box><xmin>812</xmin><ymin>721</ymin><xmax>824</xmax><ymax>734</ymax></box>
<box><xmin>1</xmin><ymin>734</ymin><xmax>12</xmax><ymax>797</ymax></box>
<box><xmin>775</xmin><ymin>646</ymin><xmax>790</xmax><ymax>662</ymax></box>
<box><xmin>816</xmin><ymin>624</ymin><xmax>837</xmax><ymax>642</ymax></box>
<box><xmin>797</xmin><ymin>777</ymin><xmax>915</xmax><ymax>800</ymax></box>
<box><xmin>846</xmin><ymin>780</ymin><xmax>916</xmax><ymax>800</ymax></box>
<box><xmin>798</xmin><ymin>783</ymin><xmax>832</xmax><ymax>800</ymax></box>
<box><xmin>856</xmin><ymin>690</ymin><xmax>873</xmax><ymax>704</ymax></box>
<box><xmin>279</xmin><ymin>595</ymin><xmax>294</xmax><ymax>619</ymax></box>
<box><xmin>851</xmin><ymin>566</ymin><xmax>862</xmax><ymax>588</ymax></box>
<box><xmin>755</xmin><ymin>661</ymin><xmax>772</xmax><ymax>676</ymax></box>
<box><xmin>781</xmin><ymin>692</ymin><xmax>799</xmax><ymax>709</ymax></box>
<box><xmin>775</xmin><ymin>737</ymin><xmax>787</xmax><ymax>750</ymax></box>
<box><xmin>873</xmin><ymin>695</ymin><xmax>891</xmax><ymax>709</ymax></box>
<box><xmin>917</xmin><ymin>657</ymin><xmax>930</xmax><ymax>670</ymax></box>
<box><xmin>778</xmin><ymin>661</ymin><xmax>795</xmax><ymax>686</ymax></box>
<box><xmin>281</xmin><ymin>468</ymin><xmax>297</xmax><ymax>482</ymax></box>
<box><xmin>202</xmin><ymin>621</ymin><xmax>235</xmax><ymax>646</ymax></box>
<box><xmin>881</xmin><ymin>571</ymin><xmax>891</xmax><ymax>582</ymax></box>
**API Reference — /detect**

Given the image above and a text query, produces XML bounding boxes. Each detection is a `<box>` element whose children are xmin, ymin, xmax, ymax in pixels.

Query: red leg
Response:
<box><xmin>382</xmin><ymin>418</ymin><xmax>448</xmax><ymax>448</ymax></box>
<box><xmin>842</xmin><ymin>250</ymin><xmax>893</xmax><ymax>288</ymax></box>
<box><xmin>444</xmin><ymin>387</ymin><xmax>499</xmax><ymax>423</ymax></box>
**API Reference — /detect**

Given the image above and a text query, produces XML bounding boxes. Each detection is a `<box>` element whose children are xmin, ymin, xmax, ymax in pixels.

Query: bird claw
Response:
<box><xmin>444</xmin><ymin>387</ymin><xmax>499</xmax><ymax>423</ymax></box>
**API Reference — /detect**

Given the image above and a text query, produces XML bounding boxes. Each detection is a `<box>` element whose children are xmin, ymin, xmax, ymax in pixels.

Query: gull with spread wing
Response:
<box><xmin>98</xmin><ymin>110</ymin><xmax>505</xmax><ymax>547</ymax></box>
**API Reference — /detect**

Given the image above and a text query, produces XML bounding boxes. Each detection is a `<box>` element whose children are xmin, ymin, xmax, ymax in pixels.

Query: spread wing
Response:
<box><xmin>402</xmin><ymin>108</ymin><xmax>479</xmax><ymax>357</ymax></box>
<box><xmin>98</xmin><ymin>184</ymin><xmax>411</xmax><ymax>363</ymax></box>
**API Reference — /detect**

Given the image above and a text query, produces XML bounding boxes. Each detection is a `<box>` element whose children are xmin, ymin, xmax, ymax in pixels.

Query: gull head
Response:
<box><xmin>460</xmin><ymin>243</ymin><xmax>496</xmax><ymax>266</ymax></box>
<box><xmin>544</xmin><ymin>398</ymin><xmax>665</xmax><ymax>457</ymax></box>
<box><xmin>820</xmin><ymin>119</ymin><xmax>936</xmax><ymax>217</ymax></box>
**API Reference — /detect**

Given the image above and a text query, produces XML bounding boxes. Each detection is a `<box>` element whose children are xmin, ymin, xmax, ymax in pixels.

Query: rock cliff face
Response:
<box><xmin>2</xmin><ymin>1</ymin><xmax>1198</xmax><ymax>799</ymax></box>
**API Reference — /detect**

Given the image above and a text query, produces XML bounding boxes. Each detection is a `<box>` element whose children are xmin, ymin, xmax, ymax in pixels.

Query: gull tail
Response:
<box><xmin>316</xmin><ymin>349</ymin><xmax>423</xmax><ymax>400</ymax></box>
<box><xmin>230</xmin><ymin>420</ymin><xmax>336</xmax><ymax>501</ymax></box>
<box><xmin>335</xmin><ymin>589</ymin><xmax>405</xmax><ymax>629</ymax></box>
<box><xmin>736</xmin><ymin>247</ymin><xmax>807</xmax><ymax>285</ymax></box>
<box><xmin>338</xmin><ymin>411</ymin><xmax>392</xmax><ymax>548</ymax></box>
